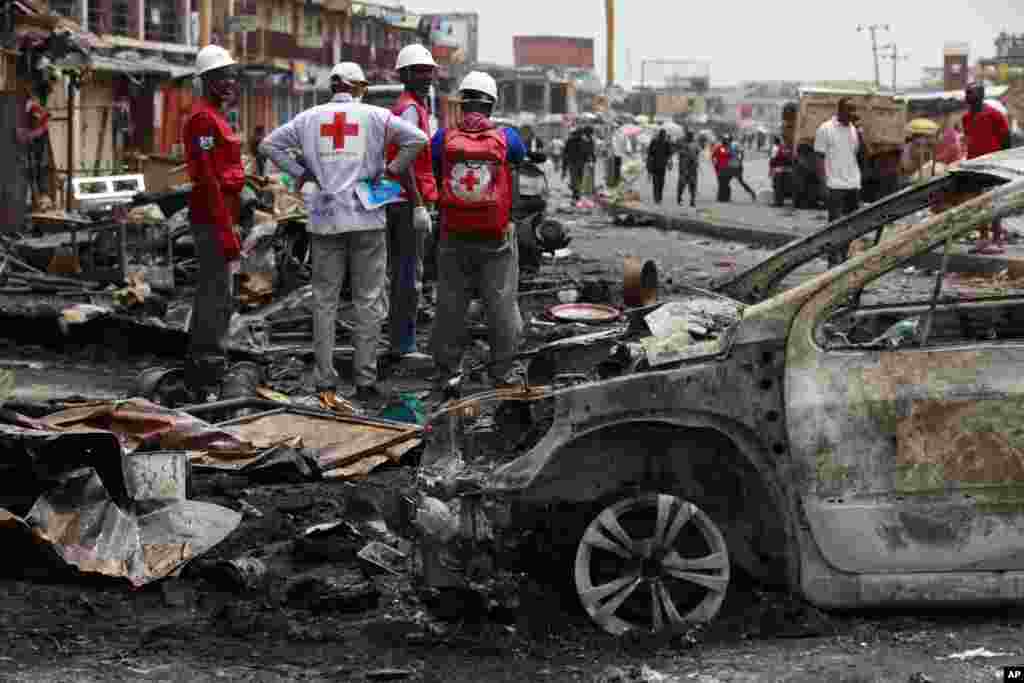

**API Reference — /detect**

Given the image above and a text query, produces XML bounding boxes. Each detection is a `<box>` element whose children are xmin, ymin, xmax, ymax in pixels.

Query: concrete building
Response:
<box><xmin>734</xmin><ymin>81</ymin><xmax>800</xmax><ymax>132</ymax></box>
<box><xmin>41</xmin><ymin>0</ymin><xmax>447</xmax><ymax>159</ymax></box>
<box><xmin>473</xmin><ymin>62</ymin><xmax>603</xmax><ymax>120</ymax></box>
<box><xmin>978</xmin><ymin>32</ymin><xmax>1024</xmax><ymax>83</ymax></box>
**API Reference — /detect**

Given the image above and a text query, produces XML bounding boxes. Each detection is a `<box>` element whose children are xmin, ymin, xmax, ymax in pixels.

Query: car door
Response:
<box><xmin>785</xmin><ymin>238</ymin><xmax>1024</xmax><ymax>574</ymax></box>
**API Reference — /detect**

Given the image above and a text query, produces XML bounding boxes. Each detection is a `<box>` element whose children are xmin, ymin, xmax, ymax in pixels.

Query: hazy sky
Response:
<box><xmin>409</xmin><ymin>0</ymin><xmax>1020</xmax><ymax>87</ymax></box>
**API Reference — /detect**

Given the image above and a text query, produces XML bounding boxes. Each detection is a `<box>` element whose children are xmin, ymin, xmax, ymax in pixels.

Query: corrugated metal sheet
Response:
<box><xmin>89</xmin><ymin>55</ymin><xmax>194</xmax><ymax>79</ymax></box>
<box><xmin>901</xmin><ymin>85</ymin><xmax>1010</xmax><ymax>102</ymax></box>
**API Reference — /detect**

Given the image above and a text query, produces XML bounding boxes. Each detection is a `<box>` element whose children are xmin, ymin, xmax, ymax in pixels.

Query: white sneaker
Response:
<box><xmin>399</xmin><ymin>351</ymin><xmax>433</xmax><ymax>362</ymax></box>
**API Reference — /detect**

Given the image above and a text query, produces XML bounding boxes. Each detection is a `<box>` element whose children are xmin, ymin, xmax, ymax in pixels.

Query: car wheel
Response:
<box><xmin>574</xmin><ymin>492</ymin><xmax>730</xmax><ymax>636</ymax></box>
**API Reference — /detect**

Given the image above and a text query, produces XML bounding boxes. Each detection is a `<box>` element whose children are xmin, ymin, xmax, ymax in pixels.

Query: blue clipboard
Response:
<box><xmin>355</xmin><ymin>178</ymin><xmax>406</xmax><ymax>211</ymax></box>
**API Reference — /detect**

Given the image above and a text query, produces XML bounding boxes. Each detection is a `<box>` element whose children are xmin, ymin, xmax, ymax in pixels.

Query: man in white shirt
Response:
<box><xmin>815</xmin><ymin>97</ymin><xmax>864</xmax><ymax>265</ymax></box>
<box><xmin>259</xmin><ymin>62</ymin><xmax>428</xmax><ymax>406</ymax></box>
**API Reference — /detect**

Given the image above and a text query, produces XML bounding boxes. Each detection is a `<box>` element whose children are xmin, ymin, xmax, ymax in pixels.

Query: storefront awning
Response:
<box><xmin>89</xmin><ymin>55</ymin><xmax>194</xmax><ymax>79</ymax></box>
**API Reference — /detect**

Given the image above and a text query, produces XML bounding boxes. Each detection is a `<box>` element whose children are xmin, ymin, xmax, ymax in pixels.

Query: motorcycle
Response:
<box><xmin>513</xmin><ymin>151</ymin><xmax>571</xmax><ymax>276</ymax></box>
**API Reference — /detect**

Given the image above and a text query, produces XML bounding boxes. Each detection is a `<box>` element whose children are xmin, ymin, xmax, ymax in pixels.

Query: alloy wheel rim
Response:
<box><xmin>574</xmin><ymin>492</ymin><xmax>730</xmax><ymax>635</ymax></box>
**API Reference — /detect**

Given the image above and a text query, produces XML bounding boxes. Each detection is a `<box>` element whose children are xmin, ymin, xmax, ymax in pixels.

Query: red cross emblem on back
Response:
<box><xmin>320</xmin><ymin>113</ymin><xmax>360</xmax><ymax>151</ymax></box>
<box><xmin>460</xmin><ymin>170</ymin><xmax>480</xmax><ymax>192</ymax></box>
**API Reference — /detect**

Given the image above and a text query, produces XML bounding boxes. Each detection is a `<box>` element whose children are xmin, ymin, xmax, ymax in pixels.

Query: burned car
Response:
<box><xmin>412</xmin><ymin>147</ymin><xmax>1024</xmax><ymax>636</ymax></box>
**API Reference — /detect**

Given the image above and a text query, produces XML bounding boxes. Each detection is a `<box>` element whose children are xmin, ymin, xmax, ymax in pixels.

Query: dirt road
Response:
<box><xmin>3</xmin><ymin>184</ymin><xmax>1024</xmax><ymax>683</ymax></box>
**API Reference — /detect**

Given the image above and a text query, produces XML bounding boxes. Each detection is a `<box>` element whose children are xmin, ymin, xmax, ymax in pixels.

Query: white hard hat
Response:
<box><xmin>986</xmin><ymin>99</ymin><xmax>1008</xmax><ymax>117</ymax></box>
<box><xmin>395</xmin><ymin>43</ymin><xmax>437</xmax><ymax>71</ymax></box>
<box><xmin>195</xmin><ymin>44</ymin><xmax>236</xmax><ymax>76</ymax></box>
<box><xmin>458</xmin><ymin>71</ymin><xmax>498</xmax><ymax>102</ymax></box>
<box><xmin>330</xmin><ymin>61</ymin><xmax>367</xmax><ymax>85</ymax></box>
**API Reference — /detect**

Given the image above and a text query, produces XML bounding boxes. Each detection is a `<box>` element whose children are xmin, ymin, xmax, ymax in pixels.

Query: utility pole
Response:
<box><xmin>880</xmin><ymin>43</ymin><xmax>910</xmax><ymax>91</ymax></box>
<box><xmin>199</xmin><ymin>0</ymin><xmax>212</xmax><ymax>47</ymax></box>
<box><xmin>857</xmin><ymin>23</ymin><xmax>890</xmax><ymax>89</ymax></box>
<box><xmin>605</xmin><ymin>0</ymin><xmax>615</xmax><ymax>89</ymax></box>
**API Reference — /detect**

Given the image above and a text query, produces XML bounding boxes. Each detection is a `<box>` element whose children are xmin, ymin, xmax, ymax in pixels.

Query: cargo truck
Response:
<box><xmin>785</xmin><ymin>88</ymin><xmax>907</xmax><ymax>208</ymax></box>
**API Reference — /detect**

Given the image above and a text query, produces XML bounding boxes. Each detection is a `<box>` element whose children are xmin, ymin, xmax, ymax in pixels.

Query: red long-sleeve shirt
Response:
<box><xmin>711</xmin><ymin>143</ymin><xmax>731</xmax><ymax>173</ymax></box>
<box><xmin>183</xmin><ymin>98</ymin><xmax>245</xmax><ymax>260</ymax></box>
<box><xmin>963</xmin><ymin>104</ymin><xmax>1009</xmax><ymax>160</ymax></box>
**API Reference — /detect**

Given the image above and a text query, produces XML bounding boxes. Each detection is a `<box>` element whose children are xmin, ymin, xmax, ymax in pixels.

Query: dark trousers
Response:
<box><xmin>826</xmin><ymin>188</ymin><xmax>861</xmax><ymax>266</ymax></box>
<box><xmin>28</xmin><ymin>136</ymin><xmax>50</xmax><ymax>197</ymax></box>
<box><xmin>730</xmin><ymin>168</ymin><xmax>757</xmax><ymax>200</ymax></box>
<box><xmin>677</xmin><ymin>170</ymin><xmax>697</xmax><ymax>204</ymax></box>
<box><xmin>386</xmin><ymin>202</ymin><xmax>424</xmax><ymax>355</ymax></box>
<box><xmin>651</xmin><ymin>169</ymin><xmax>667</xmax><ymax>203</ymax></box>
<box><xmin>568</xmin><ymin>162</ymin><xmax>585</xmax><ymax>199</ymax></box>
<box><xmin>186</xmin><ymin>223</ymin><xmax>233</xmax><ymax>389</ymax></box>
<box><xmin>716</xmin><ymin>170</ymin><xmax>732</xmax><ymax>202</ymax></box>
<box><xmin>612</xmin><ymin>156</ymin><xmax>623</xmax><ymax>186</ymax></box>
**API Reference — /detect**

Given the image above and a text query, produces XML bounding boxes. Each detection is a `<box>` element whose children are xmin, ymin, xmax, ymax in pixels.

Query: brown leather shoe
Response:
<box><xmin>319</xmin><ymin>390</ymin><xmax>356</xmax><ymax>414</ymax></box>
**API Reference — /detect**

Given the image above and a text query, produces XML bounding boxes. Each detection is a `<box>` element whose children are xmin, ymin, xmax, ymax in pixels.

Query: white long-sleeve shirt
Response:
<box><xmin>259</xmin><ymin>93</ymin><xmax>428</xmax><ymax>234</ymax></box>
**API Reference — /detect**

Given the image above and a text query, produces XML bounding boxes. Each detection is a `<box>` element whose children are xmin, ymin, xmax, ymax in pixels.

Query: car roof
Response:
<box><xmin>717</xmin><ymin>160</ymin><xmax>1022</xmax><ymax>304</ymax></box>
<box><xmin>954</xmin><ymin>146</ymin><xmax>1024</xmax><ymax>181</ymax></box>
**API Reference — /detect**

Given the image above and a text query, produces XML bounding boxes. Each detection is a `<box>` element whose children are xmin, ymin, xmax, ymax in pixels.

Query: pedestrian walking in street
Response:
<box><xmin>521</xmin><ymin>124</ymin><xmax>545</xmax><ymax>155</ymax></box>
<box><xmin>712</xmin><ymin>135</ymin><xmax>734</xmax><ymax>202</ymax></box>
<box><xmin>581</xmin><ymin>126</ymin><xmax>598</xmax><ymax>194</ymax></box>
<box><xmin>610</xmin><ymin>125</ymin><xmax>628</xmax><ymax>187</ymax></box>
<box><xmin>935</xmin><ymin>124</ymin><xmax>963</xmax><ymax>165</ymax></box>
<box><xmin>429</xmin><ymin>71</ymin><xmax>527</xmax><ymax>390</ymax></box>
<box><xmin>182</xmin><ymin>45</ymin><xmax>246</xmax><ymax>397</ymax></box>
<box><xmin>727</xmin><ymin>138</ymin><xmax>758</xmax><ymax>202</ymax></box>
<box><xmin>384</xmin><ymin>44</ymin><xmax>439</xmax><ymax>366</ymax></box>
<box><xmin>550</xmin><ymin>136</ymin><xmax>565</xmax><ymax>175</ymax></box>
<box><xmin>564</xmin><ymin>127</ymin><xmax>594</xmax><ymax>201</ymax></box>
<box><xmin>676</xmin><ymin>131</ymin><xmax>700</xmax><ymax>207</ymax></box>
<box><xmin>962</xmin><ymin>82</ymin><xmax>1011</xmax><ymax>254</ymax></box>
<box><xmin>646</xmin><ymin>128</ymin><xmax>673</xmax><ymax>204</ymax></box>
<box><xmin>259</xmin><ymin>61</ymin><xmax>428</xmax><ymax>406</ymax></box>
<box><xmin>814</xmin><ymin>97</ymin><xmax>864</xmax><ymax>266</ymax></box>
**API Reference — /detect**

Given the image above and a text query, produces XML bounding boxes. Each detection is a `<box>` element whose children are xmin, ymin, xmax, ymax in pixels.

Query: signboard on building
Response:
<box><xmin>514</xmin><ymin>36</ymin><xmax>594</xmax><ymax>69</ymax></box>
<box><xmin>226</xmin><ymin>14</ymin><xmax>261</xmax><ymax>33</ymax></box>
<box><xmin>656</xmin><ymin>93</ymin><xmax>690</xmax><ymax>115</ymax></box>
<box><xmin>422</xmin><ymin>13</ymin><xmax>478</xmax><ymax>67</ymax></box>
<box><xmin>943</xmin><ymin>41</ymin><xmax>969</xmax><ymax>92</ymax></box>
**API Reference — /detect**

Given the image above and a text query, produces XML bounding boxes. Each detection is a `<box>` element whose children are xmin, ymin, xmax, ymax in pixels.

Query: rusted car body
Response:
<box><xmin>414</xmin><ymin>148</ymin><xmax>1024</xmax><ymax>635</ymax></box>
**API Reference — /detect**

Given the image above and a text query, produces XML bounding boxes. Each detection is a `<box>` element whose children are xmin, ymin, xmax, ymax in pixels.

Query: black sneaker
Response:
<box><xmin>353</xmin><ymin>384</ymin><xmax>389</xmax><ymax>404</ymax></box>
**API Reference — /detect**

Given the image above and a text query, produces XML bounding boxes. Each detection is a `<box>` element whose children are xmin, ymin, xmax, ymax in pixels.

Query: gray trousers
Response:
<box><xmin>311</xmin><ymin>230</ymin><xmax>387</xmax><ymax>391</ymax></box>
<box><xmin>430</xmin><ymin>229</ymin><xmax>522</xmax><ymax>382</ymax></box>
<box><xmin>188</xmin><ymin>223</ymin><xmax>233</xmax><ymax>360</ymax></box>
<box><xmin>386</xmin><ymin>202</ymin><xmax>425</xmax><ymax>355</ymax></box>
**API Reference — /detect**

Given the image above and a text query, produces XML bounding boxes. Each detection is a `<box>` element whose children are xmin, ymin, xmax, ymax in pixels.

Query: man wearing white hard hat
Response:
<box><xmin>259</xmin><ymin>61</ymin><xmax>428</xmax><ymax>407</ymax></box>
<box><xmin>429</xmin><ymin>71</ymin><xmax>528</xmax><ymax>392</ymax></box>
<box><xmin>384</xmin><ymin>43</ymin><xmax>438</xmax><ymax>368</ymax></box>
<box><xmin>183</xmin><ymin>44</ymin><xmax>245</xmax><ymax>397</ymax></box>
